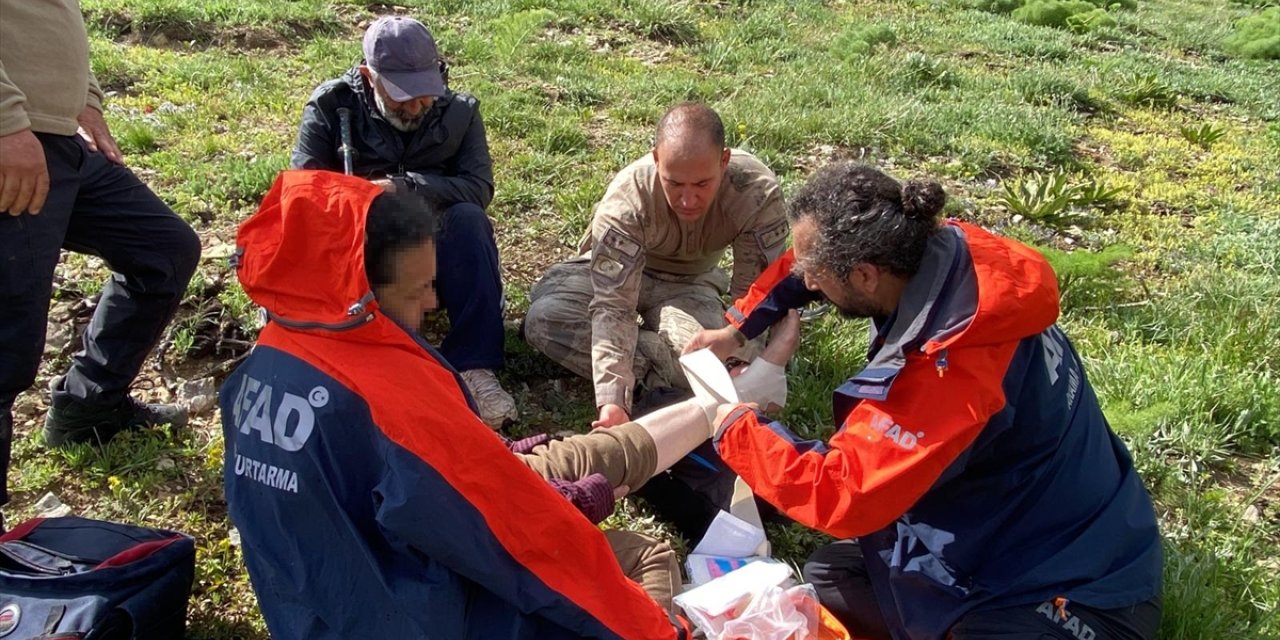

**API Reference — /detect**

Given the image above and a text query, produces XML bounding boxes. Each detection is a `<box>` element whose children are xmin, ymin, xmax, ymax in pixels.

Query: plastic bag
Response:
<box><xmin>719</xmin><ymin>584</ymin><xmax>821</xmax><ymax>640</ymax></box>
<box><xmin>680</xmin><ymin>582</ymin><xmax>836</xmax><ymax>640</ymax></box>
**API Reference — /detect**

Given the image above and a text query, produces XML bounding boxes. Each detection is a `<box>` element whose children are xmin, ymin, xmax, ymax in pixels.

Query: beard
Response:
<box><xmin>373</xmin><ymin>89</ymin><xmax>425</xmax><ymax>132</ymax></box>
<box><xmin>828</xmin><ymin>285</ymin><xmax>883</xmax><ymax>319</ymax></box>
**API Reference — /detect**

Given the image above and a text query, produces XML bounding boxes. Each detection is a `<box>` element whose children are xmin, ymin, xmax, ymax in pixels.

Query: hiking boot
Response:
<box><xmin>44</xmin><ymin>390</ymin><xmax>188</xmax><ymax>447</ymax></box>
<box><xmin>460</xmin><ymin>369</ymin><xmax>518</xmax><ymax>429</ymax></box>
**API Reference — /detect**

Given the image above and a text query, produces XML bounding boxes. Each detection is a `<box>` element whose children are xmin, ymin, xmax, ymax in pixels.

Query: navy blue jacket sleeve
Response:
<box><xmin>291</xmin><ymin>88</ymin><xmax>339</xmax><ymax>171</ymax></box>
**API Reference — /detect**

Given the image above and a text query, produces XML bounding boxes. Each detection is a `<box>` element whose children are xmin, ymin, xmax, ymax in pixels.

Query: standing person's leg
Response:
<box><xmin>604</xmin><ymin>529</ymin><xmax>682</xmax><ymax>614</ymax></box>
<box><xmin>803</xmin><ymin>540</ymin><xmax>892</xmax><ymax>640</ymax></box>
<box><xmin>45</xmin><ymin>135</ymin><xmax>201</xmax><ymax>444</ymax></box>
<box><xmin>434</xmin><ymin>202</ymin><xmax>515</xmax><ymax>427</ymax></box>
<box><xmin>0</xmin><ymin>135</ymin><xmax>82</xmax><ymax>507</ymax></box>
<box><xmin>524</xmin><ymin>259</ymin><xmax>649</xmax><ymax>382</ymax></box>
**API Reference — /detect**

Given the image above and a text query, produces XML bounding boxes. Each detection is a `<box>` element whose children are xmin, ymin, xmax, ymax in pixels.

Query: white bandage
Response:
<box><xmin>732</xmin><ymin>359</ymin><xmax>788</xmax><ymax>409</ymax></box>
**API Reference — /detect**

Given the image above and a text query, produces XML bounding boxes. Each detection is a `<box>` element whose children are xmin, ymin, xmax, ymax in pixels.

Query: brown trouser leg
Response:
<box><xmin>604</xmin><ymin>529</ymin><xmax>681</xmax><ymax>615</ymax></box>
<box><xmin>516</xmin><ymin>421</ymin><xmax>658</xmax><ymax>493</ymax></box>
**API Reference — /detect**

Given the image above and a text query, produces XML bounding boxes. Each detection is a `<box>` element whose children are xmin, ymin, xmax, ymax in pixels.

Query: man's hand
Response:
<box><xmin>0</xmin><ymin>129</ymin><xmax>50</xmax><ymax>215</ymax></box>
<box><xmin>76</xmin><ymin>106</ymin><xmax>122</xmax><ymax>165</ymax></box>
<box><xmin>682</xmin><ymin>325</ymin><xmax>743</xmax><ymax>361</ymax></box>
<box><xmin>591</xmin><ymin>403</ymin><xmax>630</xmax><ymax>429</ymax></box>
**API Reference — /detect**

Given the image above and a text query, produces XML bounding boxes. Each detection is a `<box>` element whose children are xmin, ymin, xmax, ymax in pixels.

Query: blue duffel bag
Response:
<box><xmin>0</xmin><ymin>516</ymin><xmax>195</xmax><ymax>640</ymax></box>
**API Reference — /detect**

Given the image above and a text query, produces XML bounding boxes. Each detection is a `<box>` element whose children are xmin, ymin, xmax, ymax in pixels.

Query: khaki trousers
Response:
<box><xmin>516</xmin><ymin>422</ymin><xmax>679</xmax><ymax>612</ymax></box>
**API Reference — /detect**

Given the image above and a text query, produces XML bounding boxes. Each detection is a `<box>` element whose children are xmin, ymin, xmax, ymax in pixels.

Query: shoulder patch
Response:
<box><xmin>592</xmin><ymin>250</ymin><xmax>626</xmax><ymax>282</ymax></box>
<box><xmin>755</xmin><ymin>219</ymin><xmax>790</xmax><ymax>255</ymax></box>
<box><xmin>600</xmin><ymin>226</ymin><xmax>641</xmax><ymax>258</ymax></box>
<box><xmin>591</xmin><ymin>227</ymin><xmax>641</xmax><ymax>285</ymax></box>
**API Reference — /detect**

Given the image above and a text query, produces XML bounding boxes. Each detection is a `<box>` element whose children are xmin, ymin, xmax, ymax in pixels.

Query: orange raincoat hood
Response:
<box><xmin>234</xmin><ymin>170</ymin><xmax>384</xmax><ymax>330</ymax></box>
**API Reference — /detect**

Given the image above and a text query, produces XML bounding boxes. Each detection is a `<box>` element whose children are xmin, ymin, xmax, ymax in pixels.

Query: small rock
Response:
<box><xmin>156</xmin><ymin>457</ymin><xmax>176</xmax><ymax>471</ymax></box>
<box><xmin>203</xmin><ymin>243</ymin><xmax>237</xmax><ymax>260</ymax></box>
<box><xmin>180</xmin><ymin>377</ymin><xmax>218</xmax><ymax>415</ymax></box>
<box><xmin>1244</xmin><ymin>504</ymin><xmax>1261</xmax><ymax>524</ymax></box>
<box><xmin>228</xmin><ymin>527</ymin><xmax>241</xmax><ymax>547</ymax></box>
<box><xmin>1012</xmin><ymin>214</ymin><xmax>1025</xmax><ymax>224</ymax></box>
<box><xmin>34</xmin><ymin>492</ymin><xmax>73</xmax><ymax>518</ymax></box>
<box><xmin>44</xmin><ymin>322</ymin><xmax>73</xmax><ymax>354</ymax></box>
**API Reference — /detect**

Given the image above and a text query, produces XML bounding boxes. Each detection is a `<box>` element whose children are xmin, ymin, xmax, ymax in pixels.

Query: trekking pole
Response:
<box><xmin>337</xmin><ymin>107</ymin><xmax>355</xmax><ymax>176</ymax></box>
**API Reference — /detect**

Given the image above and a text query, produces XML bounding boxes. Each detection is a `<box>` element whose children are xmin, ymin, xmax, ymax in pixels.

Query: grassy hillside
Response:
<box><xmin>6</xmin><ymin>0</ymin><xmax>1278</xmax><ymax>637</ymax></box>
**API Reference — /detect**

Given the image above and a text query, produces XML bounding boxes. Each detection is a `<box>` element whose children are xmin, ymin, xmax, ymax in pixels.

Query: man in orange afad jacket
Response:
<box><xmin>688</xmin><ymin>163</ymin><xmax>1162</xmax><ymax>640</ymax></box>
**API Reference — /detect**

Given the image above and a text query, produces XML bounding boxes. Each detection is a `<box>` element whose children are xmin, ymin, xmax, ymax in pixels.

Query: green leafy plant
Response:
<box><xmin>1013</xmin><ymin>0</ymin><xmax>1101</xmax><ymax>27</ymax></box>
<box><xmin>1039</xmin><ymin>242</ymin><xmax>1134</xmax><ymax>309</ymax></box>
<box><xmin>1065</xmin><ymin>7</ymin><xmax>1117</xmax><ymax>32</ymax></box>
<box><xmin>1115</xmin><ymin>72</ymin><xmax>1179</xmax><ymax>109</ymax></box>
<box><xmin>1179</xmin><ymin>123</ymin><xmax>1229</xmax><ymax>148</ymax></box>
<box><xmin>116</xmin><ymin>121</ymin><xmax>160</xmax><ymax>153</ymax></box>
<box><xmin>1000</xmin><ymin>170</ymin><xmax>1080</xmax><ymax>222</ymax></box>
<box><xmin>1013</xmin><ymin>73</ymin><xmax>1111</xmax><ymax>113</ymax></box>
<box><xmin>1071</xmin><ymin>178</ymin><xmax>1125</xmax><ymax>209</ymax></box>
<box><xmin>965</xmin><ymin>0</ymin><xmax>1025</xmax><ymax>13</ymax></box>
<box><xmin>988</xmin><ymin>0</ymin><xmax>1130</xmax><ymax>30</ymax></box>
<box><xmin>623</xmin><ymin>0</ymin><xmax>701</xmax><ymax>45</ymax></box>
<box><xmin>999</xmin><ymin>171</ymin><xmax>1124</xmax><ymax>224</ymax></box>
<box><xmin>1224</xmin><ymin>7</ymin><xmax>1280</xmax><ymax>60</ymax></box>
<box><xmin>899</xmin><ymin>51</ymin><xmax>960</xmax><ymax>89</ymax></box>
<box><xmin>833</xmin><ymin>24</ymin><xmax>897</xmax><ymax>59</ymax></box>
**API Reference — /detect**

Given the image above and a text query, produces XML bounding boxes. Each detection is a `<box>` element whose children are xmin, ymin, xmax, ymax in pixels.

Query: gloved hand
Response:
<box><xmin>732</xmin><ymin>358</ymin><xmax>787</xmax><ymax>410</ymax></box>
<box><xmin>729</xmin><ymin>310</ymin><xmax>799</xmax><ymax>411</ymax></box>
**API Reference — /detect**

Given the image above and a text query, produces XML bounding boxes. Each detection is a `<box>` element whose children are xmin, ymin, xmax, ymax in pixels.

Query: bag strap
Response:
<box><xmin>44</xmin><ymin>605</ymin><xmax>66</xmax><ymax>633</ymax></box>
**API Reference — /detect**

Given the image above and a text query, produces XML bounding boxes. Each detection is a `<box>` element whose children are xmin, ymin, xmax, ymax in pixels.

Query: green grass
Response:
<box><xmin>4</xmin><ymin>0</ymin><xmax>1279</xmax><ymax>638</ymax></box>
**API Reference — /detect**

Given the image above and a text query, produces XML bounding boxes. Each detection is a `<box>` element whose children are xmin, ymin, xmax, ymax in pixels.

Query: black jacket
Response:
<box><xmin>290</xmin><ymin>68</ymin><xmax>494</xmax><ymax>209</ymax></box>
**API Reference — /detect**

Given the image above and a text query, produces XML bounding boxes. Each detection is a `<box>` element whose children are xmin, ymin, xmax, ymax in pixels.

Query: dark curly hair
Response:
<box><xmin>364</xmin><ymin>191</ymin><xmax>441</xmax><ymax>288</ymax></box>
<box><xmin>788</xmin><ymin>163</ymin><xmax>945</xmax><ymax>278</ymax></box>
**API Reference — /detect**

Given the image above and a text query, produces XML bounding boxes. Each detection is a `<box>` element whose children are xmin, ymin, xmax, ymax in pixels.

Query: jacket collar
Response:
<box><xmin>835</xmin><ymin>225</ymin><xmax>977</xmax><ymax>404</ymax></box>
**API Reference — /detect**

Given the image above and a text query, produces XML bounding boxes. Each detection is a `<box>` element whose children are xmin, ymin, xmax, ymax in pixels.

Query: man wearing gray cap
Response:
<box><xmin>292</xmin><ymin>16</ymin><xmax>516</xmax><ymax>428</ymax></box>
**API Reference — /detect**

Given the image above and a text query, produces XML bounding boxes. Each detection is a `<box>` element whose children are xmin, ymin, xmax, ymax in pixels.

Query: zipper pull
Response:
<box><xmin>935</xmin><ymin>349</ymin><xmax>949</xmax><ymax>378</ymax></box>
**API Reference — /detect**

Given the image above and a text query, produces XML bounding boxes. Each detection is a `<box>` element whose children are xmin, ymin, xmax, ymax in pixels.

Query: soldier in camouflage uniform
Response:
<box><xmin>524</xmin><ymin>103</ymin><xmax>789</xmax><ymax>428</ymax></box>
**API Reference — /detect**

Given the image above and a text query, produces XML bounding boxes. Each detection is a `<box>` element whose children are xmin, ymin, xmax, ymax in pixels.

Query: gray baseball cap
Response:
<box><xmin>362</xmin><ymin>16</ymin><xmax>446</xmax><ymax>101</ymax></box>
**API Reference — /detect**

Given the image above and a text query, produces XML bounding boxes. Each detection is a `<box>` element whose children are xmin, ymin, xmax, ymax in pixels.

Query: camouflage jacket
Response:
<box><xmin>580</xmin><ymin>149</ymin><xmax>788</xmax><ymax>410</ymax></box>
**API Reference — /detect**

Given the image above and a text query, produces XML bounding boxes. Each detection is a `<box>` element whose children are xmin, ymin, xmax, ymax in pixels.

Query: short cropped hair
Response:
<box><xmin>364</xmin><ymin>191</ymin><xmax>441</xmax><ymax>288</ymax></box>
<box><xmin>655</xmin><ymin>102</ymin><xmax>726</xmax><ymax>151</ymax></box>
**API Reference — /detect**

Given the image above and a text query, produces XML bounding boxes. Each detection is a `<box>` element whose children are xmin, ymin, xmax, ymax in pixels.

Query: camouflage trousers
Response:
<box><xmin>524</xmin><ymin>258</ymin><xmax>730</xmax><ymax>393</ymax></box>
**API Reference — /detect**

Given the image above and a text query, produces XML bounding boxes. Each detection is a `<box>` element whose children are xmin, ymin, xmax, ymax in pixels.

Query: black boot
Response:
<box><xmin>44</xmin><ymin>380</ymin><xmax>188</xmax><ymax>447</ymax></box>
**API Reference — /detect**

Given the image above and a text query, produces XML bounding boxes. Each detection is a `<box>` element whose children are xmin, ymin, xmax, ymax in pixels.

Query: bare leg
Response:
<box><xmin>634</xmin><ymin>399</ymin><xmax>711</xmax><ymax>474</ymax></box>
